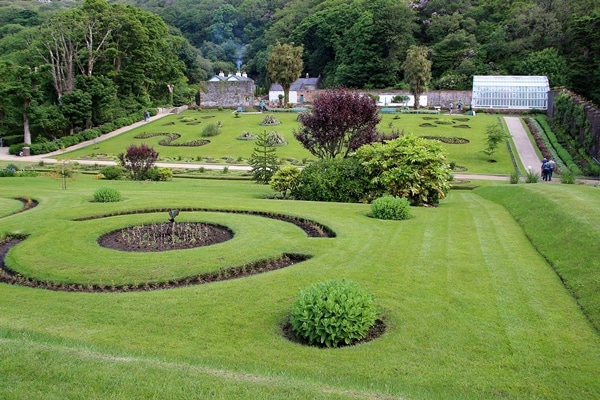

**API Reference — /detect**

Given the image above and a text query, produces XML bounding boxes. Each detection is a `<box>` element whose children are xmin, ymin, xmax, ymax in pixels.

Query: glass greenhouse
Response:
<box><xmin>472</xmin><ymin>76</ymin><xmax>549</xmax><ymax>110</ymax></box>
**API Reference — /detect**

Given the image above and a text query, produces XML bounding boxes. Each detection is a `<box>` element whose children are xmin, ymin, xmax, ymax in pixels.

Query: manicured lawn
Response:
<box><xmin>56</xmin><ymin>110</ymin><xmax>516</xmax><ymax>175</ymax></box>
<box><xmin>0</xmin><ymin>175</ymin><xmax>599</xmax><ymax>399</ymax></box>
<box><xmin>0</xmin><ymin>197</ymin><xmax>22</xmax><ymax>217</ymax></box>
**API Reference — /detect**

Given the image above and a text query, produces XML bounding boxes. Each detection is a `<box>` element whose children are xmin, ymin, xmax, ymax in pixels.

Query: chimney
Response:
<box><xmin>219</xmin><ymin>71</ymin><xmax>225</xmax><ymax>77</ymax></box>
<box><xmin>306</xmin><ymin>73</ymin><xmax>309</xmax><ymax>79</ymax></box>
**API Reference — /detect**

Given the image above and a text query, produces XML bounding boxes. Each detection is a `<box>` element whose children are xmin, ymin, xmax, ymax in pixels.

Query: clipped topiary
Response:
<box><xmin>290</xmin><ymin>279</ymin><xmax>378</xmax><ymax>347</ymax></box>
<box><xmin>93</xmin><ymin>187</ymin><xmax>122</xmax><ymax>203</ymax></box>
<box><xmin>370</xmin><ymin>196</ymin><xmax>411</xmax><ymax>220</ymax></box>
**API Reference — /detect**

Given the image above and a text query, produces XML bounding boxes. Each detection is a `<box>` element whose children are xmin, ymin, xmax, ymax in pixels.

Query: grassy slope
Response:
<box><xmin>476</xmin><ymin>183</ymin><xmax>600</xmax><ymax>333</ymax></box>
<box><xmin>56</xmin><ymin>111</ymin><xmax>514</xmax><ymax>175</ymax></box>
<box><xmin>0</xmin><ymin>176</ymin><xmax>599</xmax><ymax>399</ymax></box>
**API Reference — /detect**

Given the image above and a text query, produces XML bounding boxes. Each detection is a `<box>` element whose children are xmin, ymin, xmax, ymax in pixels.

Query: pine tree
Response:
<box><xmin>249</xmin><ymin>130</ymin><xmax>280</xmax><ymax>184</ymax></box>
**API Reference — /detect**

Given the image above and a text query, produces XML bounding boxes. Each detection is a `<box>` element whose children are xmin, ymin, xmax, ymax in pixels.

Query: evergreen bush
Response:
<box><xmin>292</xmin><ymin>157</ymin><xmax>371</xmax><ymax>203</ymax></box>
<box><xmin>370</xmin><ymin>196</ymin><xmax>411</xmax><ymax>220</ymax></box>
<box><xmin>269</xmin><ymin>166</ymin><xmax>300</xmax><ymax>198</ymax></box>
<box><xmin>290</xmin><ymin>279</ymin><xmax>378</xmax><ymax>348</ymax></box>
<box><xmin>93</xmin><ymin>187</ymin><xmax>122</xmax><ymax>203</ymax></box>
<box><xmin>145</xmin><ymin>167</ymin><xmax>173</xmax><ymax>181</ymax></box>
<box><xmin>99</xmin><ymin>166</ymin><xmax>125</xmax><ymax>180</ymax></box>
<box><xmin>202</xmin><ymin>123</ymin><xmax>220</xmax><ymax>137</ymax></box>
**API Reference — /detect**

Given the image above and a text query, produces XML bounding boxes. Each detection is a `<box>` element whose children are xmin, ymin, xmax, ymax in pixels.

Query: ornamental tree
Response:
<box><xmin>266</xmin><ymin>42</ymin><xmax>304</xmax><ymax>106</ymax></box>
<box><xmin>402</xmin><ymin>45</ymin><xmax>432</xmax><ymax>109</ymax></box>
<box><xmin>249</xmin><ymin>130</ymin><xmax>280</xmax><ymax>184</ymax></box>
<box><xmin>294</xmin><ymin>87</ymin><xmax>383</xmax><ymax>159</ymax></box>
<box><xmin>355</xmin><ymin>135</ymin><xmax>451</xmax><ymax>206</ymax></box>
<box><xmin>118</xmin><ymin>143</ymin><xmax>159</xmax><ymax>180</ymax></box>
<box><xmin>483</xmin><ymin>123</ymin><xmax>509</xmax><ymax>161</ymax></box>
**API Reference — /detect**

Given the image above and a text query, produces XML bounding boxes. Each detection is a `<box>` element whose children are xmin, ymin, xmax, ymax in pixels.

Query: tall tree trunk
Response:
<box><xmin>23</xmin><ymin>105</ymin><xmax>31</xmax><ymax>145</ymax></box>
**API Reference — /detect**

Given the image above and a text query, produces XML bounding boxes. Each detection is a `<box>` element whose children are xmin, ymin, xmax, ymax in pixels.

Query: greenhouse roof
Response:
<box><xmin>472</xmin><ymin>76</ymin><xmax>550</xmax><ymax>109</ymax></box>
<box><xmin>473</xmin><ymin>75</ymin><xmax>549</xmax><ymax>88</ymax></box>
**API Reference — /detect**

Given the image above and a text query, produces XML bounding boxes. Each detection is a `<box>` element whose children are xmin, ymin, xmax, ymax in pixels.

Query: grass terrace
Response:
<box><xmin>0</xmin><ymin>172</ymin><xmax>599</xmax><ymax>399</ymax></box>
<box><xmin>55</xmin><ymin>110</ymin><xmax>519</xmax><ymax>175</ymax></box>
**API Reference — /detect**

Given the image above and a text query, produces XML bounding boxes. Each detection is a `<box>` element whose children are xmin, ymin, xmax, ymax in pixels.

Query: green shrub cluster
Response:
<box><xmin>290</xmin><ymin>279</ymin><xmax>378</xmax><ymax>348</ymax></box>
<box><xmin>370</xmin><ymin>196</ymin><xmax>411</xmax><ymax>220</ymax></box>
<box><xmin>202</xmin><ymin>123</ymin><xmax>220</xmax><ymax>137</ymax></box>
<box><xmin>0</xmin><ymin>165</ymin><xmax>16</xmax><ymax>177</ymax></box>
<box><xmin>291</xmin><ymin>158</ymin><xmax>372</xmax><ymax>203</ymax></box>
<box><xmin>99</xmin><ymin>166</ymin><xmax>125</xmax><ymax>180</ymax></box>
<box><xmin>8</xmin><ymin>115</ymin><xmax>142</xmax><ymax>155</ymax></box>
<box><xmin>269</xmin><ymin>166</ymin><xmax>300</xmax><ymax>198</ymax></box>
<box><xmin>534</xmin><ymin>115</ymin><xmax>582</xmax><ymax>175</ymax></box>
<box><xmin>0</xmin><ymin>164</ymin><xmax>37</xmax><ymax>178</ymax></box>
<box><xmin>145</xmin><ymin>167</ymin><xmax>173</xmax><ymax>181</ymax></box>
<box><xmin>93</xmin><ymin>187</ymin><xmax>122</xmax><ymax>203</ymax></box>
<box><xmin>548</xmin><ymin>93</ymin><xmax>599</xmax><ymax>176</ymax></box>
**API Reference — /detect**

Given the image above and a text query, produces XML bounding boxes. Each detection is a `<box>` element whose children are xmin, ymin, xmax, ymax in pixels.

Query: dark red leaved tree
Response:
<box><xmin>118</xmin><ymin>143</ymin><xmax>159</xmax><ymax>180</ymax></box>
<box><xmin>294</xmin><ymin>88</ymin><xmax>384</xmax><ymax>159</ymax></box>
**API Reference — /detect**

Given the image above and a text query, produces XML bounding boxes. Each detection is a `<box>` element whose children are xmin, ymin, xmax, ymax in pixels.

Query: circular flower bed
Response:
<box><xmin>98</xmin><ymin>222</ymin><xmax>233</xmax><ymax>252</ymax></box>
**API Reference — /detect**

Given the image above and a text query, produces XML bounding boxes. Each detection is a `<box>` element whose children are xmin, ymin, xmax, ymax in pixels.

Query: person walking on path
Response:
<box><xmin>545</xmin><ymin>158</ymin><xmax>556</xmax><ymax>181</ymax></box>
<box><xmin>541</xmin><ymin>158</ymin><xmax>548</xmax><ymax>181</ymax></box>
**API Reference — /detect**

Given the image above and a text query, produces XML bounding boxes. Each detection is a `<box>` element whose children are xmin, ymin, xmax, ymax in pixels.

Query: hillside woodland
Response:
<box><xmin>0</xmin><ymin>0</ymin><xmax>599</xmax><ymax>144</ymax></box>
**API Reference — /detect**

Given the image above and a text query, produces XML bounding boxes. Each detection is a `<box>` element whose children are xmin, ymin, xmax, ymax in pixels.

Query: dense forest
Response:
<box><xmin>0</xmin><ymin>0</ymin><xmax>599</xmax><ymax>144</ymax></box>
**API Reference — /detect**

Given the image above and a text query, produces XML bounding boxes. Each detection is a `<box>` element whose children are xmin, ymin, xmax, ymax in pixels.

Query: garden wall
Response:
<box><xmin>548</xmin><ymin>89</ymin><xmax>600</xmax><ymax>159</ymax></box>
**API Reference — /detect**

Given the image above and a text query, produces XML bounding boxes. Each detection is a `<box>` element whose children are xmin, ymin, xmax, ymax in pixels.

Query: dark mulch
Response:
<box><xmin>98</xmin><ymin>222</ymin><xmax>233</xmax><ymax>252</ymax></box>
<box><xmin>281</xmin><ymin>318</ymin><xmax>387</xmax><ymax>348</ymax></box>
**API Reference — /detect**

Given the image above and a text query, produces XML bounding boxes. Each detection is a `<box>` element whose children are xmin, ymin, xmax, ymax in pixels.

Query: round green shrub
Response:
<box><xmin>292</xmin><ymin>157</ymin><xmax>372</xmax><ymax>203</ymax></box>
<box><xmin>145</xmin><ymin>167</ymin><xmax>173</xmax><ymax>181</ymax></box>
<box><xmin>370</xmin><ymin>196</ymin><xmax>411</xmax><ymax>220</ymax></box>
<box><xmin>99</xmin><ymin>166</ymin><xmax>124</xmax><ymax>180</ymax></box>
<box><xmin>202</xmin><ymin>123</ymin><xmax>220</xmax><ymax>137</ymax></box>
<box><xmin>93</xmin><ymin>187</ymin><xmax>122</xmax><ymax>203</ymax></box>
<box><xmin>290</xmin><ymin>279</ymin><xmax>378</xmax><ymax>348</ymax></box>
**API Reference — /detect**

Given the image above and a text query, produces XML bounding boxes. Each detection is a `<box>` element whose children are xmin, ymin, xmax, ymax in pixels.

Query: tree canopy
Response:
<box><xmin>402</xmin><ymin>46</ymin><xmax>432</xmax><ymax>109</ymax></box>
<box><xmin>266</xmin><ymin>42</ymin><xmax>303</xmax><ymax>106</ymax></box>
<box><xmin>0</xmin><ymin>0</ymin><xmax>190</xmax><ymax>143</ymax></box>
<box><xmin>294</xmin><ymin>87</ymin><xmax>382</xmax><ymax>159</ymax></box>
<box><xmin>1</xmin><ymin>0</ymin><xmax>600</xmax><ymax>134</ymax></box>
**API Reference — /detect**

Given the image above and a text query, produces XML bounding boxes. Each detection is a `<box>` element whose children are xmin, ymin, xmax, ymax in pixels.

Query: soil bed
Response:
<box><xmin>98</xmin><ymin>222</ymin><xmax>233</xmax><ymax>252</ymax></box>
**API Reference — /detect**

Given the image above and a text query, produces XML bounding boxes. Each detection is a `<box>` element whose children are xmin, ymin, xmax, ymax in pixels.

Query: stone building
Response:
<box><xmin>201</xmin><ymin>71</ymin><xmax>255</xmax><ymax>108</ymax></box>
